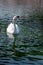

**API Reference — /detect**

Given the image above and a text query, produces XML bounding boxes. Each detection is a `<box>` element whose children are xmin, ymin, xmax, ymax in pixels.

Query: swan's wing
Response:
<box><xmin>15</xmin><ymin>24</ymin><xmax>19</xmax><ymax>34</ymax></box>
<box><xmin>7</xmin><ymin>23</ymin><xmax>14</xmax><ymax>34</ymax></box>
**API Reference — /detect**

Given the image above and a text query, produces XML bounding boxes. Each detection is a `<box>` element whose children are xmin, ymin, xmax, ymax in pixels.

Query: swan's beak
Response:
<box><xmin>17</xmin><ymin>16</ymin><xmax>21</xmax><ymax>21</ymax></box>
<box><xmin>17</xmin><ymin>16</ymin><xmax>19</xmax><ymax>18</ymax></box>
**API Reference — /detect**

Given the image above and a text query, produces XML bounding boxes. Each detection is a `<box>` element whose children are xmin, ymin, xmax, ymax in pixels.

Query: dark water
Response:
<box><xmin>0</xmin><ymin>0</ymin><xmax>43</xmax><ymax>65</ymax></box>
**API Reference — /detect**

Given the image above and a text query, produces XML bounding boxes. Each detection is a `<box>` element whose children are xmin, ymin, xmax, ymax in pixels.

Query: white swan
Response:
<box><xmin>7</xmin><ymin>16</ymin><xmax>19</xmax><ymax>34</ymax></box>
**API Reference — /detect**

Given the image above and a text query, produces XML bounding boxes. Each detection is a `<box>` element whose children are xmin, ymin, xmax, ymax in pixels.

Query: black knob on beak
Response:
<box><xmin>17</xmin><ymin>16</ymin><xmax>19</xmax><ymax>18</ymax></box>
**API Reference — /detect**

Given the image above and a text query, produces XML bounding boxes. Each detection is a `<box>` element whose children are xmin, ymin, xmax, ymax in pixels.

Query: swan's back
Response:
<box><xmin>15</xmin><ymin>24</ymin><xmax>19</xmax><ymax>34</ymax></box>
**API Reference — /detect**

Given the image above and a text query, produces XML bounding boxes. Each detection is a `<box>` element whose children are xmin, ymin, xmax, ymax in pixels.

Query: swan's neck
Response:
<box><xmin>12</xmin><ymin>19</ymin><xmax>17</xmax><ymax>30</ymax></box>
<box><xmin>12</xmin><ymin>19</ymin><xmax>16</xmax><ymax>23</ymax></box>
<box><xmin>14</xmin><ymin>23</ymin><xmax>16</xmax><ymax>31</ymax></box>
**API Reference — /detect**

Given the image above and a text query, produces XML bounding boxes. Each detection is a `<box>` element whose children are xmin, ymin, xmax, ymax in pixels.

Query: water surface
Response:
<box><xmin>0</xmin><ymin>0</ymin><xmax>43</xmax><ymax>65</ymax></box>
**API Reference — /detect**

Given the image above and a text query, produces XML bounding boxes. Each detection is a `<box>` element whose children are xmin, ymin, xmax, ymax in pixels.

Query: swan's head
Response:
<box><xmin>12</xmin><ymin>16</ymin><xmax>20</xmax><ymax>23</ymax></box>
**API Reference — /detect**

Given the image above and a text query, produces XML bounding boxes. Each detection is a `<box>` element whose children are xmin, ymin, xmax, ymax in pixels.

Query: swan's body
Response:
<box><xmin>7</xmin><ymin>16</ymin><xmax>19</xmax><ymax>34</ymax></box>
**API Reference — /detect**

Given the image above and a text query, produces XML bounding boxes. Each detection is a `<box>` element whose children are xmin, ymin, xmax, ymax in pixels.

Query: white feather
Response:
<box><xmin>7</xmin><ymin>23</ymin><xmax>19</xmax><ymax>34</ymax></box>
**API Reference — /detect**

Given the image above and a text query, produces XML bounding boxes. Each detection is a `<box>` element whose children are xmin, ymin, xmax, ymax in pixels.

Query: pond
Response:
<box><xmin>0</xmin><ymin>0</ymin><xmax>43</xmax><ymax>65</ymax></box>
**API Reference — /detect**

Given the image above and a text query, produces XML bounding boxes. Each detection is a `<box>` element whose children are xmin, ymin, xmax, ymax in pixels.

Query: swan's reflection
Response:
<box><xmin>7</xmin><ymin>33</ymin><xmax>14</xmax><ymax>39</ymax></box>
<box><xmin>7</xmin><ymin>33</ymin><xmax>18</xmax><ymax>47</ymax></box>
